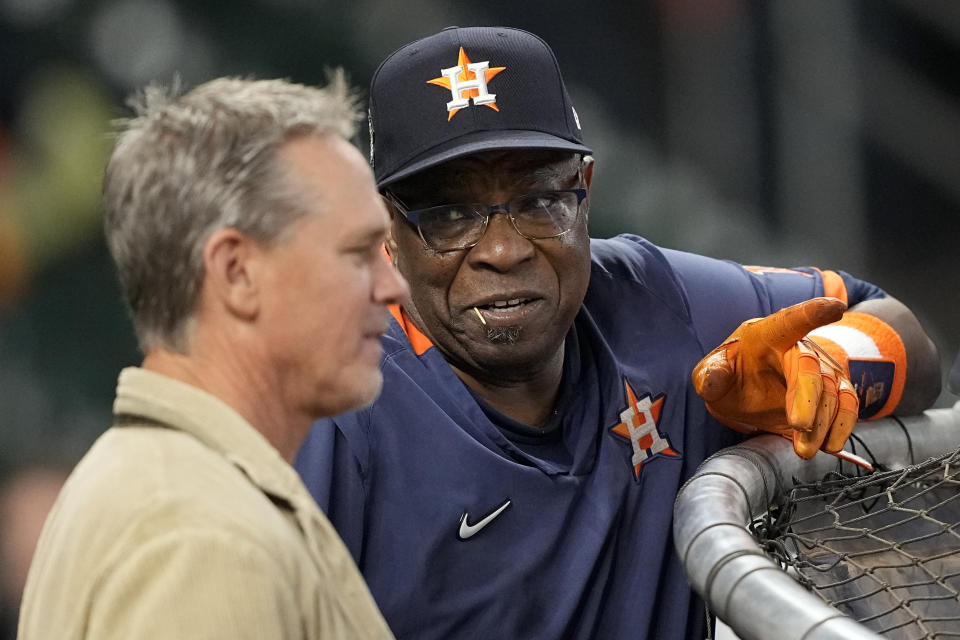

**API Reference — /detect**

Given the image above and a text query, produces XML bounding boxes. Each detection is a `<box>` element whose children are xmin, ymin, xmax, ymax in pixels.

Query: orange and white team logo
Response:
<box><xmin>427</xmin><ymin>47</ymin><xmax>506</xmax><ymax>120</ymax></box>
<box><xmin>610</xmin><ymin>381</ymin><xmax>678</xmax><ymax>479</ymax></box>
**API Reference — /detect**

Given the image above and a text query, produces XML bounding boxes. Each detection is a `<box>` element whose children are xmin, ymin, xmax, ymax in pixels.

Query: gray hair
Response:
<box><xmin>103</xmin><ymin>73</ymin><xmax>361</xmax><ymax>353</ymax></box>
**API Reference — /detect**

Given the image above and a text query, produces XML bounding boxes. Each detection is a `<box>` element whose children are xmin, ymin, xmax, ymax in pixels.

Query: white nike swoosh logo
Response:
<box><xmin>458</xmin><ymin>499</ymin><xmax>512</xmax><ymax>540</ymax></box>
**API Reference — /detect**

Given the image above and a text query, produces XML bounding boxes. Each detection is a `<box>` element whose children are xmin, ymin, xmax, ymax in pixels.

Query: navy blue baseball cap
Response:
<box><xmin>369</xmin><ymin>26</ymin><xmax>592</xmax><ymax>188</ymax></box>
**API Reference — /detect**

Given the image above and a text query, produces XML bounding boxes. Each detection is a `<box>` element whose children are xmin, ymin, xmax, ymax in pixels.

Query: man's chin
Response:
<box><xmin>313</xmin><ymin>372</ymin><xmax>384</xmax><ymax>417</ymax></box>
<box><xmin>466</xmin><ymin>343</ymin><xmax>561</xmax><ymax>382</ymax></box>
<box><xmin>350</xmin><ymin>374</ymin><xmax>384</xmax><ymax>411</ymax></box>
<box><xmin>484</xmin><ymin>325</ymin><xmax>522</xmax><ymax>345</ymax></box>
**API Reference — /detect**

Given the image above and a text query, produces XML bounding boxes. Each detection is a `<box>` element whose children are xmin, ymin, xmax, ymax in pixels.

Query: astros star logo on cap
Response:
<box><xmin>427</xmin><ymin>47</ymin><xmax>506</xmax><ymax>121</ymax></box>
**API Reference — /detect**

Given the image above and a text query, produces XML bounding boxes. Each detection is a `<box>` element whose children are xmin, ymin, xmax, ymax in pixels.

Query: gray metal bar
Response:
<box><xmin>673</xmin><ymin>401</ymin><xmax>960</xmax><ymax>640</ymax></box>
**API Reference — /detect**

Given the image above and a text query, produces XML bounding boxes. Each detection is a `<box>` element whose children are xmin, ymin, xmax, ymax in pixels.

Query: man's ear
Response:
<box><xmin>382</xmin><ymin>200</ymin><xmax>401</xmax><ymax>268</ymax></box>
<box><xmin>582</xmin><ymin>155</ymin><xmax>595</xmax><ymax>190</ymax></box>
<box><xmin>580</xmin><ymin>156</ymin><xmax>595</xmax><ymax>227</ymax></box>
<box><xmin>384</xmin><ymin>224</ymin><xmax>399</xmax><ymax>268</ymax></box>
<box><xmin>202</xmin><ymin>228</ymin><xmax>260</xmax><ymax>321</ymax></box>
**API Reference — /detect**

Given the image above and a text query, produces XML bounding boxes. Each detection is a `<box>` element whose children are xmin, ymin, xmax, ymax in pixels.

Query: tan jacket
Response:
<box><xmin>19</xmin><ymin>367</ymin><xmax>393</xmax><ymax>639</ymax></box>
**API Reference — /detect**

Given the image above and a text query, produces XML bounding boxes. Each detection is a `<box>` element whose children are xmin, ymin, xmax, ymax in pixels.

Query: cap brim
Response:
<box><xmin>376</xmin><ymin>130</ymin><xmax>592</xmax><ymax>189</ymax></box>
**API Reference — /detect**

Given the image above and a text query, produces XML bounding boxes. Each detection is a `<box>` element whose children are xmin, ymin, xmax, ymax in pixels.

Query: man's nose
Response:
<box><xmin>466</xmin><ymin>210</ymin><xmax>535</xmax><ymax>272</ymax></box>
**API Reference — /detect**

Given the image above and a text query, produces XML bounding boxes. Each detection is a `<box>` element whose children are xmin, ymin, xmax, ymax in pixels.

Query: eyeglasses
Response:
<box><xmin>386</xmin><ymin>188</ymin><xmax>588</xmax><ymax>252</ymax></box>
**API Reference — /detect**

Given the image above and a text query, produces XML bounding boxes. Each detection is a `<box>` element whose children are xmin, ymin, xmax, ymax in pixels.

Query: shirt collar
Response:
<box><xmin>112</xmin><ymin>367</ymin><xmax>306</xmax><ymax>505</ymax></box>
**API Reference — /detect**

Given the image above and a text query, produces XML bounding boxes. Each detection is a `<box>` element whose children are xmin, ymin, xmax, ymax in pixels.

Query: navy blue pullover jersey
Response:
<box><xmin>296</xmin><ymin>235</ymin><xmax>886</xmax><ymax>640</ymax></box>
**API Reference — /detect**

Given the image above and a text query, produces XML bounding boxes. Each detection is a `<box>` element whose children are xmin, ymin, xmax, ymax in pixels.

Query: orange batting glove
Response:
<box><xmin>692</xmin><ymin>297</ymin><xmax>860</xmax><ymax>459</ymax></box>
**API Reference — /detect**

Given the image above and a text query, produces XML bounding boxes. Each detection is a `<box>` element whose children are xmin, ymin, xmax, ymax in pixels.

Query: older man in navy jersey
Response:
<box><xmin>296</xmin><ymin>26</ymin><xmax>940</xmax><ymax>639</ymax></box>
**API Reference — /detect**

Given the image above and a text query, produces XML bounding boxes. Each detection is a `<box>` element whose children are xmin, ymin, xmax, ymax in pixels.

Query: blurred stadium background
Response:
<box><xmin>0</xmin><ymin>0</ymin><xmax>958</xmax><ymax>634</ymax></box>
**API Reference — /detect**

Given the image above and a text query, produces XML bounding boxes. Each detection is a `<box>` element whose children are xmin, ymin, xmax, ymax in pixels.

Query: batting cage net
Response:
<box><xmin>674</xmin><ymin>402</ymin><xmax>960</xmax><ymax>640</ymax></box>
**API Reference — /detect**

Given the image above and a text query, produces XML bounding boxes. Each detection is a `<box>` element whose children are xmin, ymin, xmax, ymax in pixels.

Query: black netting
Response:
<box><xmin>754</xmin><ymin>448</ymin><xmax>960</xmax><ymax>639</ymax></box>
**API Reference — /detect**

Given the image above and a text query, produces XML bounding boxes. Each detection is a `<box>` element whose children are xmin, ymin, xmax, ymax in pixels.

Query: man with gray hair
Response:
<box><xmin>18</xmin><ymin>74</ymin><xmax>406</xmax><ymax>639</ymax></box>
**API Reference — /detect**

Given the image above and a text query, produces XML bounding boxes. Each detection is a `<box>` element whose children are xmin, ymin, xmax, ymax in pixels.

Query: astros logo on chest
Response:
<box><xmin>610</xmin><ymin>380</ymin><xmax>679</xmax><ymax>479</ymax></box>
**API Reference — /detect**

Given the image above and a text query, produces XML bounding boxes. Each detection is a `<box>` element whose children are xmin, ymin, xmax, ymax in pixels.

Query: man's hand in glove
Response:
<box><xmin>692</xmin><ymin>297</ymin><xmax>860</xmax><ymax>459</ymax></box>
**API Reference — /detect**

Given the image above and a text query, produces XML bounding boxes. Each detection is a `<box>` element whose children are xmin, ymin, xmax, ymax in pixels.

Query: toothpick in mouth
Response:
<box><xmin>473</xmin><ymin>306</ymin><xmax>487</xmax><ymax>326</ymax></box>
